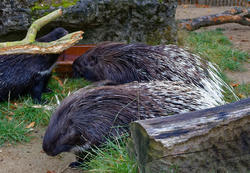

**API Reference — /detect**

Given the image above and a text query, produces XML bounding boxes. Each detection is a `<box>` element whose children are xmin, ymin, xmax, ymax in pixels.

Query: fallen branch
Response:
<box><xmin>0</xmin><ymin>9</ymin><xmax>83</xmax><ymax>55</ymax></box>
<box><xmin>178</xmin><ymin>7</ymin><xmax>250</xmax><ymax>31</ymax></box>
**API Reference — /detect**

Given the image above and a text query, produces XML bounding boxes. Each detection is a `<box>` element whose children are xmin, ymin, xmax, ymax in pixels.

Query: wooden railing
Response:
<box><xmin>179</xmin><ymin>0</ymin><xmax>250</xmax><ymax>6</ymax></box>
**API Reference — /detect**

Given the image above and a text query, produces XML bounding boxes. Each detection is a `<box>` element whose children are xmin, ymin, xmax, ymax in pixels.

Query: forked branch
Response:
<box><xmin>0</xmin><ymin>9</ymin><xmax>83</xmax><ymax>55</ymax></box>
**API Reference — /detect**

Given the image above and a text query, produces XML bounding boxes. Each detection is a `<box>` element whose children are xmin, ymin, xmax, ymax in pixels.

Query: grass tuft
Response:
<box><xmin>0</xmin><ymin>117</ymin><xmax>31</xmax><ymax>146</ymax></box>
<box><xmin>182</xmin><ymin>28</ymin><xmax>250</xmax><ymax>72</ymax></box>
<box><xmin>179</xmin><ymin>28</ymin><xmax>250</xmax><ymax>103</ymax></box>
<box><xmin>80</xmin><ymin>132</ymin><xmax>140</xmax><ymax>173</ymax></box>
<box><xmin>0</xmin><ymin>76</ymin><xmax>90</xmax><ymax>146</ymax></box>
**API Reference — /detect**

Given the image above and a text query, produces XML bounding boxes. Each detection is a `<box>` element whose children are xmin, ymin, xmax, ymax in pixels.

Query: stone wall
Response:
<box><xmin>0</xmin><ymin>0</ymin><xmax>178</xmax><ymax>44</ymax></box>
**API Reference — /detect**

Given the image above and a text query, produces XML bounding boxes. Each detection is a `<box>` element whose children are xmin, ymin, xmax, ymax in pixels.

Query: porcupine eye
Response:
<box><xmin>89</xmin><ymin>55</ymin><xmax>98</xmax><ymax>66</ymax></box>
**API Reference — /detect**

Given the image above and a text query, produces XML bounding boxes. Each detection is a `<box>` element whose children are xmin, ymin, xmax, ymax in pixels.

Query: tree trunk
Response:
<box><xmin>130</xmin><ymin>97</ymin><xmax>250</xmax><ymax>173</ymax></box>
<box><xmin>178</xmin><ymin>7</ymin><xmax>250</xmax><ymax>31</ymax></box>
<box><xmin>0</xmin><ymin>9</ymin><xmax>83</xmax><ymax>55</ymax></box>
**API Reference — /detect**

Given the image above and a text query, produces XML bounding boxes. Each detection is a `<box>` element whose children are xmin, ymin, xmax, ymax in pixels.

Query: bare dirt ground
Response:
<box><xmin>1</xmin><ymin>6</ymin><xmax>250</xmax><ymax>173</ymax></box>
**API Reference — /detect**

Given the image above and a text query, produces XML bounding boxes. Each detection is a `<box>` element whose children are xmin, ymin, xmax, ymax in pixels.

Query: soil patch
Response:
<box><xmin>0</xmin><ymin>128</ymin><xmax>79</xmax><ymax>173</ymax></box>
<box><xmin>1</xmin><ymin>6</ymin><xmax>250</xmax><ymax>173</ymax></box>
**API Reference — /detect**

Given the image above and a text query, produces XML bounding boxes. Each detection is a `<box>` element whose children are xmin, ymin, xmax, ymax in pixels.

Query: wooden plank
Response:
<box><xmin>54</xmin><ymin>44</ymin><xmax>96</xmax><ymax>78</ymax></box>
<box><xmin>54</xmin><ymin>63</ymin><xmax>73</xmax><ymax>78</ymax></box>
<box><xmin>130</xmin><ymin>97</ymin><xmax>250</xmax><ymax>173</ymax></box>
<box><xmin>64</xmin><ymin>44</ymin><xmax>95</xmax><ymax>56</ymax></box>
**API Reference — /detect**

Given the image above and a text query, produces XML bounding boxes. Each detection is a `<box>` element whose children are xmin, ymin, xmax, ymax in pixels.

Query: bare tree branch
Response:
<box><xmin>0</xmin><ymin>9</ymin><xmax>83</xmax><ymax>55</ymax></box>
<box><xmin>178</xmin><ymin>7</ymin><xmax>250</xmax><ymax>31</ymax></box>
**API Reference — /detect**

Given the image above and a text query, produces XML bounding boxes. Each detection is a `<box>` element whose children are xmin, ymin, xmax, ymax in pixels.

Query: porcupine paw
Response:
<box><xmin>43</xmin><ymin>87</ymin><xmax>53</xmax><ymax>93</ymax></box>
<box><xmin>68</xmin><ymin>161</ymin><xmax>82</xmax><ymax>169</ymax></box>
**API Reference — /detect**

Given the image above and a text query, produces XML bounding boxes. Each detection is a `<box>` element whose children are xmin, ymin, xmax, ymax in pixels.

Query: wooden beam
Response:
<box><xmin>130</xmin><ymin>97</ymin><xmax>250</xmax><ymax>173</ymax></box>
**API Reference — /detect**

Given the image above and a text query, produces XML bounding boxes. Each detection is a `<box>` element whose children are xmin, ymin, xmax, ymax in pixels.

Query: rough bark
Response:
<box><xmin>0</xmin><ymin>9</ymin><xmax>83</xmax><ymax>55</ymax></box>
<box><xmin>178</xmin><ymin>7</ymin><xmax>250</xmax><ymax>31</ymax></box>
<box><xmin>130</xmin><ymin>97</ymin><xmax>250</xmax><ymax>173</ymax></box>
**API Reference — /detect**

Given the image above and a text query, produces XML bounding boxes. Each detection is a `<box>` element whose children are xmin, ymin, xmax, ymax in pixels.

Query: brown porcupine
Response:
<box><xmin>0</xmin><ymin>27</ymin><xmax>68</xmax><ymax>104</ymax></box>
<box><xmin>42</xmin><ymin>80</ymin><xmax>220</xmax><ymax>168</ymax></box>
<box><xmin>72</xmin><ymin>42</ymin><xmax>238</xmax><ymax>104</ymax></box>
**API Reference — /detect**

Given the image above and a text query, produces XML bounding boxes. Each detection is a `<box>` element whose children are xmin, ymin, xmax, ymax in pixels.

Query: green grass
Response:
<box><xmin>181</xmin><ymin>28</ymin><xmax>250</xmax><ymax>72</ymax></box>
<box><xmin>179</xmin><ymin>28</ymin><xmax>250</xmax><ymax>103</ymax></box>
<box><xmin>0</xmin><ymin>117</ymin><xmax>31</xmax><ymax>146</ymax></box>
<box><xmin>80</xmin><ymin>132</ymin><xmax>139</xmax><ymax>173</ymax></box>
<box><xmin>0</xmin><ymin>76</ymin><xmax>90</xmax><ymax>146</ymax></box>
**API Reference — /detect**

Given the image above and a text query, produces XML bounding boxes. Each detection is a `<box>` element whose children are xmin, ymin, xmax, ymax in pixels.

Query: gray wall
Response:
<box><xmin>0</xmin><ymin>0</ymin><xmax>178</xmax><ymax>45</ymax></box>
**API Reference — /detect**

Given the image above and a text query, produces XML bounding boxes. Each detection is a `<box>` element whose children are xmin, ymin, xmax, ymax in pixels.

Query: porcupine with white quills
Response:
<box><xmin>43</xmin><ymin>80</ymin><xmax>222</xmax><ymax>168</ymax></box>
<box><xmin>72</xmin><ymin>42</ymin><xmax>238</xmax><ymax>105</ymax></box>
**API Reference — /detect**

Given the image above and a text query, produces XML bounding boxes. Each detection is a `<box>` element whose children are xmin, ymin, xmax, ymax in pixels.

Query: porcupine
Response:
<box><xmin>0</xmin><ymin>27</ymin><xmax>68</xmax><ymax>104</ymax></box>
<box><xmin>43</xmin><ymin>80</ymin><xmax>221</xmax><ymax>168</ymax></box>
<box><xmin>72</xmin><ymin>42</ymin><xmax>238</xmax><ymax>105</ymax></box>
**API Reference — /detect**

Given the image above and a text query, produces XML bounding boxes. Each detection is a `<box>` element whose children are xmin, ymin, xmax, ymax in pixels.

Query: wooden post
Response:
<box><xmin>130</xmin><ymin>97</ymin><xmax>250</xmax><ymax>173</ymax></box>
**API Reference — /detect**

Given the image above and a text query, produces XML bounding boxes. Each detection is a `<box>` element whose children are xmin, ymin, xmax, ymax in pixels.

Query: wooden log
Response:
<box><xmin>129</xmin><ymin>97</ymin><xmax>250</xmax><ymax>173</ymax></box>
<box><xmin>178</xmin><ymin>7</ymin><xmax>250</xmax><ymax>31</ymax></box>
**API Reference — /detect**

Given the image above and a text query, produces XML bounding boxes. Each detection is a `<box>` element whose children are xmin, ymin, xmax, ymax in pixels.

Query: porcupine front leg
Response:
<box><xmin>69</xmin><ymin>152</ymin><xmax>92</xmax><ymax>169</ymax></box>
<box><xmin>30</xmin><ymin>75</ymin><xmax>50</xmax><ymax>104</ymax></box>
<box><xmin>42</xmin><ymin>73</ymin><xmax>53</xmax><ymax>93</ymax></box>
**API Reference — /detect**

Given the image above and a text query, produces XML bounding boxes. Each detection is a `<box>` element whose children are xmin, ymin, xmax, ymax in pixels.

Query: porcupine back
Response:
<box><xmin>73</xmin><ymin>42</ymin><xmax>238</xmax><ymax>105</ymax></box>
<box><xmin>43</xmin><ymin>80</ymin><xmax>220</xmax><ymax>157</ymax></box>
